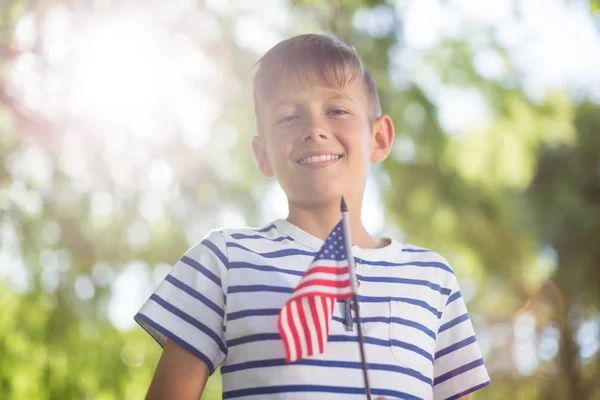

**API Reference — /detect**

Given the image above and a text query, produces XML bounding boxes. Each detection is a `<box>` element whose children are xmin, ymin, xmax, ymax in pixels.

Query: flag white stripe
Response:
<box><xmin>304</xmin><ymin>259</ymin><xmax>349</xmax><ymax>268</ymax></box>
<box><xmin>291</xmin><ymin>300</ymin><xmax>307</xmax><ymax>359</ymax></box>
<box><xmin>295</xmin><ymin>271</ymin><xmax>351</xmax><ymax>283</ymax></box>
<box><xmin>325</xmin><ymin>297</ymin><xmax>333</xmax><ymax>334</ymax></box>
<box><xmin>290</xmin><ymin>285</ymin><xmax>352</xmax><ymax>301</ymax></box>
<box><xmin>315</xmin><ymin>296</ymin><xmax>328</xmax><ymax>352</ymax></box>
<box><xmin>303</xmin><ymin>297</ymin><xmax>319</xmax><ymax>356</ymax></box>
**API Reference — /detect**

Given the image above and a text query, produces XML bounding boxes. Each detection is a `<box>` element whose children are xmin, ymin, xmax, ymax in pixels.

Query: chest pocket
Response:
<box><xmin>389</xmin><ymin>300</ymin><xmax>437</xmax><ymax>374</ymax></box>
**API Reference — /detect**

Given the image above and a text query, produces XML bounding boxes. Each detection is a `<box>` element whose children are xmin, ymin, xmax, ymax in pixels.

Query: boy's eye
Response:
<box><xmin>327</xmin><ymin>108</ymin><xmax>349</xmax><ymax>116</ymax></box>
<box><xmin>276</xmin><ymin>115</ymin><xmax>299</xmax><ymax>124</ymax></box>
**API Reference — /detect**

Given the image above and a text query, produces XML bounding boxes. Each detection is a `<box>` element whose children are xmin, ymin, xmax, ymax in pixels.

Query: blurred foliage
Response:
<box><xmin>1</xmin><ymin>0</ymin><xmax>600</xmax><ymax>399</ymax></box>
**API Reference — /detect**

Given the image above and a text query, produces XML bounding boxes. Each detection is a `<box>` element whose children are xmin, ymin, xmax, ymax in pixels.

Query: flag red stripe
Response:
<box><xmin>298</xmin><ymin>299</ymin><xmax>313</xmax><ymax>356</ymax></box>
<box><xmin>293</xmin><ymin>278</ymin><xmax>351</xmax><ymax>293</ymax></box>
<box><xmin>286</xmin><ymin>300</ymin><xmax>301</xmax><ymax>361</ymax></box>
<box><xmin>309</xmin><ymin>296</ymin><xmax>324</xmax><ymax>353</ymax></box>
<box><xmin>303</xmin><ymin>265</ymin><xmax>350</xmax><ymax>276</ymax></box>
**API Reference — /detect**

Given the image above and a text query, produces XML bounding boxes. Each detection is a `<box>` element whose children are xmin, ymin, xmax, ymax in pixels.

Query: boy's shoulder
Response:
<box><xmin>377</xmin><ymin>240</ymin><xmax>460</xmax><ymax>290</ymax></box>
<box><xmin>209</xmin><ymin>221</ymin><xmax>293</xmax><ymax>242</ymax></box>
<box><xmin>365</xmin><ymin>238</ymin><xmax>456</xmax><ymax>273</ymax></box>
<box><xmin>191</xmin><ymin>221</ymin><xmax>295</xmax><ymax>255</ymax></box>
<box><xmin>396</xmin><ymin>242</ymin><xmax>454</xmax><ymax>268</ymax></box>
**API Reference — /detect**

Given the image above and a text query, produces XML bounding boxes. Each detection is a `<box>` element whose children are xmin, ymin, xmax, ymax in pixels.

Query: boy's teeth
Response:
<box><xmin>299</xmin><ymin>154</ymin><xmax>341</xmax><ymax>165</ymax></box>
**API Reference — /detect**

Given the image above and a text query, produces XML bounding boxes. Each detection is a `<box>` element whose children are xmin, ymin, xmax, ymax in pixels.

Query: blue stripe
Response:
<box><xmin>230</xmin><ymin>233</ymin><xmax>293</xmax><ymax>242</ymax></box>
<box><xmin>389</xmin><ymin>339</ymin><xmax>433</xmax><ymax>362</ymax></box>
<box><xmin>223</xmin><ymin>384</ymin><xmax>422</xmax><ymax>399</ymax></box>
<box><xmin>330</xmin><ymin>316</ymin><xmax>435</xmax><ymax>340</ymax></box>
<box><xmin>434</xmin><ymin>358</ymin><xmax>485</xmax><ymax>385</ymax></box>
<box><xmin>150</xmin><ymin>294</ymin><xmax>227</xmax><ymax>355</ymax></box>
<box><xmin>446</xmin><ymin>380</ymin><xmax>491</xmax><ymax>400</ymax></box>
<box><xmin>221</xmin><ymin>358</ymin><xmax>432</xmax><ymax>386</ymax></box>
<box><xmin>329</xmin><ymin>336</ymin><xmax>432</xmax><ymax>362</ymax></box>
<box><xmin>134</xmin><ymin>313</ymin><xmax>216</xmax><ymax>374</ymax></box>
<box><xmin>355</xmin><ymin>259</ymin><xmax>454</xmax><ymax>274</ymax></box>
<box><xmin>446</xmin><ymin>290</ymin><xmax>462</xmax><ymax>305</ymax></box>
<box><xmin>225</xmin><ymin>289</ymin><xmax>440</xmax><ymax>318</ymax></box>
<box><xmin>228</xmin><ymin>308</ymin><xmax>280</xmax><ymax>321</ymax></box>
<box><xmin>227</xmin><ymin>333</ymin><xmax>279</xmax><ymax>347</ymax></box>
<box><xmin>164</xmin><ymin>275</ymin><xmax>224</xmax><ymax>318</ymax></box>
<box><xmin>229</xmin><ymin>261</ymin><xmax>304</xmax><ymax>276</ymax></box>
<box><xmin>225</xmin><ymin>289</ymin><xmax>440</xmax><ymax>317</ymax></box>
<box><xmin>226</xmin><ymin>262</ymin><xmax>450</xmax><ymax>297</ymax></box>
<box><xmin>228</xmin><ymin>284</ymin><xmax>292</xmax><ymax>295</ymax></box>
<box><xmin>227</xmin><ymin>309</ymin><xmax>435</xmax><ymax>340</ymax></box>
<box><xmin>226</xmin><ymin>333</ymin><xmax>432</xmax><ymax>362</ymax></box>
<box><xmin>402</xmin><ymin>248</ymin><xmax>432</xmax><ymax>253</ymax></box>
<box><xmin>359</xmin><ymin>275</ymin><xmax>451</xmax><ymax>295</ymax></box>
<box><xmin>201</xmin><ymin>238</ymin><xmax>229</xmax><ymax>268</ymax></box>
<box><xmin>330</xmin><ymin>336</ymin><xmax>432</xmax><ymax>362</ymax></box>
<box><xmin>258</xmin><ymin>224</ymin><xmax>276</xmax><ymax>232</ymax></box>
<box><xmin>435</xmin><ymin>335</ymin><xmax>477</xmax><ymax>360</ymax></box>
<box><xmin>439</xmin><ymin>313</ymin><xmax>469</xmax><ymax>333</ymax></box>
<box><xmin>180</xmin><ymin>256</ymin><xmax>221</xmax><ymax>286</ymax></box>
<box><xmin>226</xmin><ymin>242</ymin><xmax>315</xmax><ymax>258</ymax></box>
<box><xmin>390</xmin><ymin>317</ymin><xmax>436</xmax><ymax>339</ymax></box>
<box><xmin>359</xmin><ymin>296</ymin><xmax>441</xmax><ymax>318</ymax></box>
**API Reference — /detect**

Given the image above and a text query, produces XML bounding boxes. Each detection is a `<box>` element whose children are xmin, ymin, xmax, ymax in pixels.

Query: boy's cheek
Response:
<box><xmin>332</xmin><ymin>119</ymin><xmax>369</xmax><ymax>139</ymax></box>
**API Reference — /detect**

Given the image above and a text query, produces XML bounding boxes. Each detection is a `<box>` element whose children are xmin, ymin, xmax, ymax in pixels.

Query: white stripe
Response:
<box><xmin>302</xmin><ymin>297</ymin><xmax>320</xmax><ymax>355</ymax></box>
<box><xmin>279</xmin><ymin>304</ymin><xmax>296</xmax><ymax>361</ymax></box>
<box><xmin>291</xmin><ymin>300</ymin><xmax>308</xmax><ymax>359</ymax></box>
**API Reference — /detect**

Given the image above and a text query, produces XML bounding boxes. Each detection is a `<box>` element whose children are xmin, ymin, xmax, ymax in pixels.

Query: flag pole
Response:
<box><xmin>340</xmin><ymin>197</ymin><xmax>372</xmax><ymax>400</ymax></box>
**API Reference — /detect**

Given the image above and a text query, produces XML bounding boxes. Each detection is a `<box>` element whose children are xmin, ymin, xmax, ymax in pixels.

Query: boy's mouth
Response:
<box><xmin>296</xmin><ymin>153</ymin><xmax>344</xmax><ymax>166</ymax></box>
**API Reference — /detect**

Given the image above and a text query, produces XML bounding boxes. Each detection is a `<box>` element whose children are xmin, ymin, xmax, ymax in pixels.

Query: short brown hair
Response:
<box><xmin>252</xmin><ymin>33</ymin><xmax>381</xmax><ymax>131</ymax></box>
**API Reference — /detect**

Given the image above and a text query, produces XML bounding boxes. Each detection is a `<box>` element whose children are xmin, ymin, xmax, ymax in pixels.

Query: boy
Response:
<box><xmin>135</xmin><ymin>34</ymin><xmax>491</xmax><ymax>400</ymax></box>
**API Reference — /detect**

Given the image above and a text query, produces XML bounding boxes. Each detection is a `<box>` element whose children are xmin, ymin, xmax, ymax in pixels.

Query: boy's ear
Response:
<box><xmin>252</xmin><ymin>135</ymin><xmax>275</xmax><ymax>178</ymax></box>
<box><xmin>370</xmin><ymin>114</ymin><xmax>395</xmax><ymax>163</ymax></box>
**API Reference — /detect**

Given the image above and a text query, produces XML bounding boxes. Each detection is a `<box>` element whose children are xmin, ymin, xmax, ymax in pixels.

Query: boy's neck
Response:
<box><xmin>286</xmin><ymin>197</ymin><xmax>385</xmax><ymax>249</ymax></box>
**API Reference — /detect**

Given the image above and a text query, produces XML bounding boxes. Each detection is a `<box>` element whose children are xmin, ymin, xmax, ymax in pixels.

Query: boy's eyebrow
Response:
<box><xmin>271</xmin><ymin>98</ymin><xmax>293</xmax><ymax>110</ymax></box>
<box><xmin>268</xmin><ymin>90</ymin><xmax>356</xmax><ymax>111</ymax></box>
<box><xmin>328</xmin><ymin>92</ymin><xmax>353</xmax><ymax>102</ymax></box>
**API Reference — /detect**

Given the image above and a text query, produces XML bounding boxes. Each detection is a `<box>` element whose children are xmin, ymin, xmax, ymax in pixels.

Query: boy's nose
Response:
<box><xmin>302</xmin><ymin>130</ymin><xmax>328</xmax><ymax>142</ymax></box>
<box><xmin>302</xmin><ymin>119</ymin><xmax>329</xmax><ymax>142</ymax></box>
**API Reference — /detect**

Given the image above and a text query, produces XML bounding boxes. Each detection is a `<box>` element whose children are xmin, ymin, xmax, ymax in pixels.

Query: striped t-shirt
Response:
<box><xmin>135</xmin><ymin>219</ymin><xmax>491</xmax><ymax>400</ymax></box>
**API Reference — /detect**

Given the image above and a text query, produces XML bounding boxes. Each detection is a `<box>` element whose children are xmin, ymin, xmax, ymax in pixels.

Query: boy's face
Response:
<box><xmin>252</xmin><ymin>74</ymin><xmax>394</xmax><ymax>209</ymax></box>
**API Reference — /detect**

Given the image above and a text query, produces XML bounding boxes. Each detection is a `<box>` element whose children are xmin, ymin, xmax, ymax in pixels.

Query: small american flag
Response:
<box><xmin>277</xmin><ymin>221</ymin><xmax>353</xmax><ymax>362</ymax></box>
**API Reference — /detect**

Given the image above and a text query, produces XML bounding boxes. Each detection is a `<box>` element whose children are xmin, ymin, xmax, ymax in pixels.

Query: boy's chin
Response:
<box><xmin>288</xmin><ymin>189</ymin><xmax>347</xmax><ymax>209</ymax></box>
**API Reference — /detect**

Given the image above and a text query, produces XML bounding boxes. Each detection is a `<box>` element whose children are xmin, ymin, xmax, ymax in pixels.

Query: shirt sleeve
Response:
<box><xmin>433</xmin><ymin>278</ymin><xmax>491</xmax><ymax>400</ymax></box>
<box><xmin>134</xmin><ymin>229</ymin><xmax>229</xmax><ymax>374</ymax></box>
